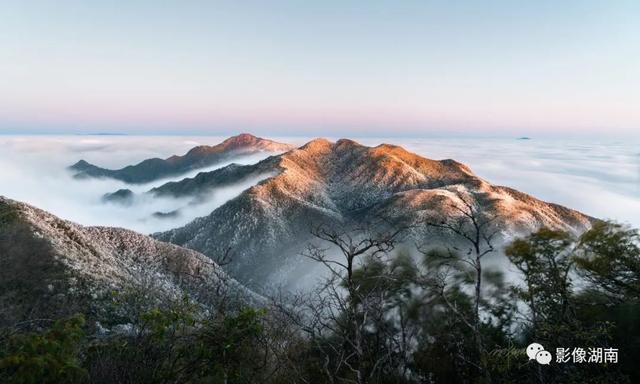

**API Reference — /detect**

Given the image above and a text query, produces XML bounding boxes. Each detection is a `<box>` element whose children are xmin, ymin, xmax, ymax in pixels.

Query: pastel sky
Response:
<box><xmin>0</xmin><ymin>1</ymin><xmax>638</xmax><ymax>137</ymax></box>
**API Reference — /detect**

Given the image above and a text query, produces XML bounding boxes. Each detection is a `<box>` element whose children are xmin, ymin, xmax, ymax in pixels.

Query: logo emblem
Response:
<box><xmin>526</xmin><ymin>343</ymin><xmax>551</xmax><ymax>365</ymax></box>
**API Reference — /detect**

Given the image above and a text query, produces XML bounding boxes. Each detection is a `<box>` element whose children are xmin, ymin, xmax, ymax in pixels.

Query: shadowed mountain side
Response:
<box><xmin>148</xmin><ymin>158</ymin><xmax>280</xmax><ymax>198</ymax></box>
<box><xmin>102</xmin><ymin>188</ymin><xmax>135</xmax><ymax>205</ymax></box>
<box><xmin>0</xmin><ymin>196</ymin><xmax>259</xmax><ymax>325</ymax></box>
<box><xmin>69</xmin><ymin>133</ymin><xmax>293</xmax><ymax>184</ymax></box>
<box><xmin>155</xmin><ymin>138</ymin><xmax>594</xmax><ymax>292</ymax></box>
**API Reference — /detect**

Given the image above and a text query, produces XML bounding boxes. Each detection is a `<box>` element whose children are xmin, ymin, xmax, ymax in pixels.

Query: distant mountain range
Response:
<box><xmin>69</xmin><ymin>133</ymin><xmax>293</xmax><ymax>184</ymax></box>
<box><xmin>148</xmin><ymin>161</ymin><xmax>276</xmax><ymax>199</ymax></box>
<box><xmin>0</xmin><ymin>196</ymin><xmax>257</xmax><ymax>324</ymax></box>
<box><xmin>154</xmin><ymin>138</ymin><xmax>594</xmax><ymax>291</ymax></box>
<box><xmin>101</xmin><ymin>161</ymin><xmax>278</xmax><ymax>207</ymax></box>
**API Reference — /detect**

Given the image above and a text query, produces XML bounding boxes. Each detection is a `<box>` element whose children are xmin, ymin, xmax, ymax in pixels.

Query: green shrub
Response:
<box><xmin>0</xmin><ymin>315</ymin><xmax>87</xmax><ymax>384</ymax></box>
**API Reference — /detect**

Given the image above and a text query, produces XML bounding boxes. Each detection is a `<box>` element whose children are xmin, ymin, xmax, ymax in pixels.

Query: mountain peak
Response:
<box><xmin>69</xmin><ymin>134</ymin><xmax>292</xmax><ymax>184</ymax></box>
<box><xmin>219</xmin><ymin>133</ymin><xmax>292</xmax><ymax>152</ymax></box>
<box><xmin>299</xmin><ymin>138</ymin><xmax>333</xmax><ymax>151</ymax></box>
<box><xmin>304</xmin><ymin>137</ymin><xmax>332</xmax><ymax>145</ymax></box>
<box><xmin>220</xmin><ymin>133</ymin><xmax>260</xmax><ymax>147</ymax></box>
<box><xmin>370</xmin><ymin>143</ymin><xmax>419</xmax><ymax>157</ymax></box>
<box><xmin>68</xmin><ymin>159</ymin><xmax>92</xmax><ymax>170</ymax></box>
<box><xmin>334</xmin><ymin>138</ymin><xmax>366</xmax><ymax>151</ymax></box>
<box><xmin>373</xmin><ymin>143</ymin><xmax>402</xmax><ymax>151</ymax></box>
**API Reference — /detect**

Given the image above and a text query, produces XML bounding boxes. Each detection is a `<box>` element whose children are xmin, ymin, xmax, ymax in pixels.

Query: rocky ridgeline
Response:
<box><xmin>155</xmin><ymin>138</ymin><xmax>594</xmax><ymax>291</ymax></box>
<box><xmin>0</xmin><ymin>196</ymin><xmax>260</xmax><ymax>312</ymax></box>
<box><xmin>69</xmin><ymin>133</ymin><xmax>293</xmax><ymax>183</ymax></box>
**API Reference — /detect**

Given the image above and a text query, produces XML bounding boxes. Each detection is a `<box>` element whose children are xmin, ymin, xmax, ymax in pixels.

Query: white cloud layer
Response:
<box><xmin>0</xmin><ymin>135</ymin><xmax>274</xmax><ymax>234</ymax></box>
<box><xmin>0</xmin><ymin>135</ymin><xmax>638</xmax><ymax>236</ymax></box>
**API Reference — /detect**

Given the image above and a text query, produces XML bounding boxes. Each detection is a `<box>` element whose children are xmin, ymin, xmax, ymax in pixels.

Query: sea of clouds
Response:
<box><xmin>0</xmin><ymin>134</ymin><xmax>638</xmax><ymax>236</ymax></box>
<box><xmin>0</xmin><ymin>135</ymin><xmax>277</xmax><ymax>234</ymax></box>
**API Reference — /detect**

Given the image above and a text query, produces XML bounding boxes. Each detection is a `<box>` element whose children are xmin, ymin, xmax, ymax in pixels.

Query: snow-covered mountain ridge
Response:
<box><xmin>0</xmin><ymin>196</ymin><xmax>258</xmax><ymax>310</ymax></box>
<box><xmin>155</xmin><ymin>138</ymin><xmax>594</xmax><ymax>291</ymax></box>
<box><xmin>69</xmin><ymin>133</ymin><xmax>293</xmax><ymax>184</ymax></box>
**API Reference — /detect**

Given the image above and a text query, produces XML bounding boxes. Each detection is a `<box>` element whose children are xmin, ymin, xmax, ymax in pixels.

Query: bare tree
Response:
<box><xmin>300</xmin><ymin>220</ymin><xmax>407</xmax><ymax>384</ymax></box>
<box><xmin>420</xmin><ymin>190</ymin><xmax>499</xmax><ymax>383</ymax></box>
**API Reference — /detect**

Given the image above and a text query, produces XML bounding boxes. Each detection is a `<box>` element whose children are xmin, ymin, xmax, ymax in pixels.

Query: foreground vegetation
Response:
<box><xmin>1</xmin><ymin>212</ymin><xmax>639</xmax><ymax>383</ymax></box>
